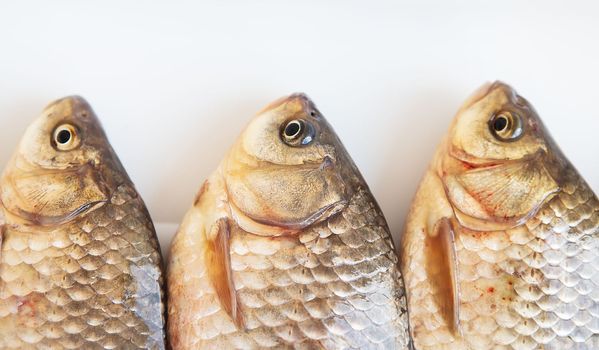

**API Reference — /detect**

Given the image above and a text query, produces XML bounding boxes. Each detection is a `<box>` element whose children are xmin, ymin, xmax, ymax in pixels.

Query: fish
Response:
<box><xmin>167</xmin><ymin>93</ymin><xmax>411</xmax><ymax>349</ymax></box>
<box><xmin>0</xmin><ymin>97</ymin><xmax>166</xmax><ymax>349</ymax></box>
<box><xmin>401</xmin><ymin>81</ymin><xmax>599</xmax><ymax>349</ymax></box>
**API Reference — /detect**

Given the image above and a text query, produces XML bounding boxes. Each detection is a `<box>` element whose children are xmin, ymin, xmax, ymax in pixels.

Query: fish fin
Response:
<box><xmin>205</xmin><ymin>217</ymin><xmax>244</xmax><ymax>329</ymax></box>
<box><xmin>425</xmin><ymin>217</ymin><xmax>461</xmax><ymax>335</ymax></box>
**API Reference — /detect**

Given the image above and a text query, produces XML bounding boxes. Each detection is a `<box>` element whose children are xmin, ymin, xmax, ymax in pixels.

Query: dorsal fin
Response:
<box><xmin>425</xmin><ymin>217</ymin><xmax>460</xmax><ymax>335</ymax></box>
<box><xmin>206</xmin><ymin>218</ymin><xmax>244</xmax><ymax>328</ymax></box>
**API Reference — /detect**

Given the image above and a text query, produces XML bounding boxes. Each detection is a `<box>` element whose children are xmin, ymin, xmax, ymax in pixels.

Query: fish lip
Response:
<box><xmin>258</xmin><ymin>92</ymin><xmax>317</xmax><ymax>115</ymax></box>
<box><xmin>461</xmin><ymin>82</ymin><xmax>493</xmax><ymax>110</ymax></box>
<box><xmin>462</xmin><ymin>81</ymin><xmax>516</xmax><ymax>110</ymax></box>
<box><xmin>287</xmin><ymin>93</ymin><xmax>314</xmax><ymax>109</ymax></box>
<box><xmin>44</xmin><ymin>95</ymin><xmax>92</xmax><ymax>116</ymax></box>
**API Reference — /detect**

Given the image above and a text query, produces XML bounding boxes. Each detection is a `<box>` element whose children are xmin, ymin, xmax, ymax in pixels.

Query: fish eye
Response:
<box><xmin>53</xmin><ymin>124</ymin><xmax>80</xmax><ymax>151</ymax></box>
<box><xmin>281</xmin><ymin>119</ymin><xmax>315</xmax><ymax>146</ymax></box>
<box><xmin>489</xmin><ymin>111</ymin><xmax>523</xmax><ymax>141</ymax></box>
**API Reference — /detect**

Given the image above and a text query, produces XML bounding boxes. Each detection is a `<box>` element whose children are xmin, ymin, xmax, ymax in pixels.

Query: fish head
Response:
<box><xmin>447</xmin><ymin>81</ymin><xmax>549</xmax><ymax>164</ymax></box>
<box><xmin>223</xmin><ymin>93</ymin><xmax>352</xmax><ymax>233</ymax></box>
<box><xmin>0</xmin><ymin>96</ymin><xmax>126</xmax><ymax>226</ymax></box>
<box><xmin>18</xmin><ymin>96</ymin><xmax>119</xmax><ymax>169</ymax></box>
<box><xmin>438</xmin><ymin>82</ymin><xmax>565</xmax><ymax>229</ymax></box>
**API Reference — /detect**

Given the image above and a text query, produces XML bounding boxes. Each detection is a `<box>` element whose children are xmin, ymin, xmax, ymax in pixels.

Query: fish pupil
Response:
<box><xmin>57</xmin><ymin>129</ymin><xmax>72</xmax><ymax>144</ymax></box>
<box><xmin>284</xmin><ymin>121</ymin><xmax>302</xmax><ymax>138</ymax></box>
<box><xmin>493</xmin><ymin>116</ymin><xmax>508</xmax><ymax>132</ymax></box>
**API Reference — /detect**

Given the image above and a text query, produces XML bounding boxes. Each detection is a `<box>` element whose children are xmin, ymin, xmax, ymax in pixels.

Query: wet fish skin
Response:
<box><xmin>0</xmin><ymin>97</ymin><xmax>166</xmax><ymax>349</ymax></box>
<box><xmin>401</xmin><ymin>82</ymin><xmax>599</xmax><ymax>349</ymax></box>
<box><xmin>167</xmin><ymin>94</ymin><xmax>410</xmax><ymax>349</ymax></box>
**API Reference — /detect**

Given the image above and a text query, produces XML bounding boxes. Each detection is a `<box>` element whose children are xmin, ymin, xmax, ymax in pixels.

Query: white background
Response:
<box><xmin>1</xmin><ymin>1</ymin><xmax>598</xmax><ymax>255</ymax></box>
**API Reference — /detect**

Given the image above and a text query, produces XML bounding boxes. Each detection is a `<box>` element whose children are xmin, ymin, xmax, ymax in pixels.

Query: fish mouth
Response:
<box><xmin>258</xmin><ymin>92</ymin><xmax>318</xmax><ymax>115</ymax></box>
<box><xmin>43</xmin><ymin>95</ymin><xmax>94</xmax><ymax>120</ymax></box>
<box><xmin>462</xmin><ymin>81</ymin><xmax>516</xmax><ymax>110</ymax></box>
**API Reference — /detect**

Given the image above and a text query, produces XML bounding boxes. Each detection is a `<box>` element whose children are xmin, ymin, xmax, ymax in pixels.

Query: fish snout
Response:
<box><xmin>44</xmin><ymin>96</ymin><xmax>93</xmax><ymax>119</ymax></box>
<box><xmin>462</xmin><ymin>81</ymin><xmax>518</xmax><ymax>110</ymax></box>
<box><xmin>259</xmin><ymin>92</ymin><xmax>320</xmax><ymax>117</ymax></box>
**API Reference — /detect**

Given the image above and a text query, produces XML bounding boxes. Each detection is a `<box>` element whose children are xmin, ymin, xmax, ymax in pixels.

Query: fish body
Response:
<box><xmin>167</xmin><ymin>94</ymin><xmax>410</xmax><ymax>349</ymax></box>
<box><xmin>401</xmin><ymin>82</ymin><xmax>599</xmax><ymax>349</ymax></box>
<box><xmin>0</xmin><ymin>97</ymin><xmax>165</xmax><ymax>349</ymax></box>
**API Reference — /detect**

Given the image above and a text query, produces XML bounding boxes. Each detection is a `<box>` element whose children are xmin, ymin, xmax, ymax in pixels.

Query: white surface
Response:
<box><xmin>1</xmin><ymin>1</ymin><xmax>598</xmax><ymax>253</ymax></box>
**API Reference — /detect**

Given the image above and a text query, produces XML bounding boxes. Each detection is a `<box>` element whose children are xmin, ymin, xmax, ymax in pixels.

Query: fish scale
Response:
<box><xmin>405</xmin><ymin>175</ymin><xmax>599</xmax><ymax>350</ymax></box>
<box><xmin>0</xmin><ymin>184</ymin><xmax>165</xmax><ymax>350</ymax></box>
<box><xmin>168</xmin><ymin>188</ymin><xmax>410</xmax><ymax>349</ymax></box>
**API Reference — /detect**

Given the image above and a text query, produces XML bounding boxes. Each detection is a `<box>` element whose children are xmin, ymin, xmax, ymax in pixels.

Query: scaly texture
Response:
<box><xmin>405</xmin><ymin>172</ymin><xmax>599</xmax><ymax>350</ymax></box>
<box><xmin>168</xmin><ymin>188</ymin><xmax>410</xmax><ymax>349</ymax></box>
<box><xmin>402</xmin><ymin>81</ymin><xmax>599</xmax><ymax>349</ymax></box>
<box><xmin>0</xmin><ymin>184</ymin><xmax>165</xmax><ymax>350</ymax></box>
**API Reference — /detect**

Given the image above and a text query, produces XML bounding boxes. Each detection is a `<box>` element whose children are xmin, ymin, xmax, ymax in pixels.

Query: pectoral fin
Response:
<box><xmin>426</xmin><ymin>217</ymin><xmax>460</xmax><ymax>335</ymax></box>
<box><xmin>205</xmin><ymin>218</ymin><xmax>244</xmax><ymax>328</ymax></box>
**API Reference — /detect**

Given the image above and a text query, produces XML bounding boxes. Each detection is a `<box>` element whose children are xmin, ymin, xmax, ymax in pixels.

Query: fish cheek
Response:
<box><xmin>226</xmin><ymin>166</ymin><xmax>345</xmax><ymax>229</ymax></box>
<box><xmin>0</xmin><ymin>165</ymin><xmax>108</xmax><ymax>225</ymax></box>
<box><xmin>444</xmin><ymin>158</ymin><xmax>559</xmax><ymax>229</ymax></box>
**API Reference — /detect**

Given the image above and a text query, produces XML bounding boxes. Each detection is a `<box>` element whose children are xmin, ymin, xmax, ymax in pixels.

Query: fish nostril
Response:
<box><xmin>320</xmin><ymin>156</ymin><xmax>334</xmax><ymax>170</ymax></box>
